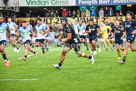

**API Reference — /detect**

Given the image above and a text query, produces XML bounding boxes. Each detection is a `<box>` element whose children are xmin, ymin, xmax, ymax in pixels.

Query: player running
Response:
<box><xmin>85</xmin><ymin>19</ymin><xmax>100</xmax><ymax>55</ymax></box>
<box><xmin>35</xmin><ymin>19</ymin><xmax>48</xmax><ymax>55</ymax></box>
<box><xmin>53</xmin><ymin>17</ymin><xmax>94</xmax><ymax>69</ymax></box>
<box><xmin>7</xmin><ymin>17</ymin><xmax>20</xmax><ymax>52</ymax></box>
<box><xmin>111</xmin><ymin>20</ymin><xmax>125</xmax><ymax>60</ymax></box>
<box><xmin>118</xmin><ymin>11</ymin><xmax>136</xmax><ymax>64</ymax></box>
<box><xmin>106</xmin><ymin>18</ymin><xmax>115</xmax><ymax>48</ymax></box>
<box><xmin>0</xmin><ymin>16</ymin><xmax>11</xmax><ymax>67</ymax></box>
<box><xmin>77</xmin><ymin>20</ymin><xmax>89</xmax><ymax>51</ymax></box>
<box><xmin>16</xmin><ymin>21</ymin><xmax>36</xmax><ymax>61</ymax></box>
<box><xmin>100</xmin><ymin>22</ymin><xmax>113</xmax><ymax>51</ymax></box>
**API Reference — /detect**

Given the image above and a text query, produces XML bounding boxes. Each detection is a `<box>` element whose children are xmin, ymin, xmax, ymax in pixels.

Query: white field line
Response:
<box><xmin>0</xmin><ymin>79</ymin><xmax>39</xmax><ymax>81</ymax></box>
<box><xmin>17</xmin><ymin>48</ymin><xmax>60</xmax><ymax>59</ymax></box>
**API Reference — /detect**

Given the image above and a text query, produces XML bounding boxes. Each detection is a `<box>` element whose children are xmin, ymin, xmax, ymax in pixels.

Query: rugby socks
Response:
<box><xmin>33</xmin><ymin>51</ymin><xmax>36</xmax><ymax>54</ymax></box>
<box><xmin>2</xmin><ymin>52</ymin><xmax>8</xmax><ymax>61</ymax></box>
<box><xmin>42</xmin><ymin>48</ymin><xmax>45</xmax><ymax>53</ymax></box>
<box><xmin>24</xmin><ymin>55</ymin><xmax>27</xmax><ymax>59</ymax></box>
<box><xmin>123</xmin><ymin>56</ymin><xmax>126</xmax><ymax>62</ymax></box>
<box><xmin>88</xmin><ymin>56</ymin><xmax>92</xmax><ymax>59</ymax></box>
<box><xmin>119</xmin><ymin>55</ymin><xmax>121</xmax><ymax>57</ymax></box>
<box><xmin>58</xmin><ymin>61</ymin><xmax>63</xmax><ymax>67</ymax></box>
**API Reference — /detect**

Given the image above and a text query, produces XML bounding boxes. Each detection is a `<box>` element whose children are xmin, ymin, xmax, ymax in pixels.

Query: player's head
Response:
<box><xmin>0</xmin><ymin>16</ymin><xmax>3</xmax><ymax>24</ymax></box>
<box><xmin>115</xmin><ymin>20</ymin><xmax>120</xmax><ymax>26</ymax></box>
<box><xmin>8</xmin><ymin>17</ymin><xmax>12</xmax><ymax>23</ymax></box>
<box><xmin>22</xmin><ymin>21</ymin><xmax>27</xmax><ymax>28</ymax></box>
<box><xmin>26</xmin><ymin>21</ymin><xmax>30</xmax><ymax>25</ymax></box>
<box><xmin>75</xmin><ymin>20</ymin><xmax>78</xmax><ymax>24</ymax></box>
<box><xmin>126</xmin><ymin>11</ymin><xmax>134</xmax><ymax>20</ymax></box>
<box><xmin>61</xmin><ymin>17</ymin><xmax>68</xmax><ymax>25</ymax></box>
<box><xmin>100</xmin><ymin>22</ymin><xmax>105</xmax><ymax>27</ymax></box>
<box><xmin>37</xmin><ymin>19</ymin><xmax>42</xmax><ymax>25</ymax></box>
<box><xmin>106</xmin><ymin>18</ymin><xmax>110</xmax><ymax>23</ymax></box>
<box><xmin>89</xmin><ymin>19</ymin><xmax>94</xmax><ymax>26</ymax></box>
<box><xmin>79</xmin><ymin>20</ymin><xmax>82</xmax><ymax>25</ymax></box>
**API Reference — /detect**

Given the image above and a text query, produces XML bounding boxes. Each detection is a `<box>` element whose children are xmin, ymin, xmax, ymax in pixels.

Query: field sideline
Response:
<box><xmin>0</xmin><ymin>46</ymin><xmax>136</xmax><ymax>91</ymax></box>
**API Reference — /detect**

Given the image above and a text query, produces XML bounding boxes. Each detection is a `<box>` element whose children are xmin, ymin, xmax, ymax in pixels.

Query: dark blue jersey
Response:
<box><xmin>112</xmin><ymin>26</ymin><xmax>123</xmax><ymax>39</ymax></box>
<box><xmin>123</xmin><ymin>19</ymin><xmax>136</xmax><ymax>36</ymax></box>
<box><xmin>62</xmin><ymin>24</ymin><xmax>79</xmax><ymax>44</ymax></box>
<box><xmin>106</xmin><ymin>22</ymin><xmax>114</xmax><ymax>33</ymax></box>
<box><xmin>86</xmin><ymin>24</ymin><xmax>99</xmax><ymax>37</ymax></box>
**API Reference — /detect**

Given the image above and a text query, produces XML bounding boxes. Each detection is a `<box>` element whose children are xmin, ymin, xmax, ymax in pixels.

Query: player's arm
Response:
<box><xmin>97</xmin><ymin>25</ymin><xmax>100</xmax><ymax>36</ymax></box>
<box><xmin>85</xmin><ymin>26</ymin><xmax>91</xmax><ymax>33</ymax></box>
<box><xmin>111</xmin><ymin>29</ymin><xmax>114</xmax><ymax>38</ymax></box>
<box><xmin>30</xmin><ymin>29</ymin><xmax>36</xmax><ymax>37</ymax></box>
<box><xmin>121</xmin><ymin>30</ymin><xmax>126</xmax><ymax>40</ymax></box>
<box><xmin>7</xmin><ymin>29</ymin><xmax>12</xmax><ymax>39</ymax></box>
<box><xmin>61</xmin><ymin>33</ymin><xmax>72</xmax><ymax>45</ymax></box>
<box><xmin>58</xmin><ymin>31</ymin><xmax>64</xmax><ymax>41</ymax></box>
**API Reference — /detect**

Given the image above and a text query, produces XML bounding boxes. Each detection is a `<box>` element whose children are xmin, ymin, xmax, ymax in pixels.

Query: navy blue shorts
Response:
<box><xmin>89</xmin><ymin>36</ymin><xmax>97</xmax><ymax>43</ymax></box>
<box><xmin>126</xmin><ymin>35</ymin><xmax>135</xmax><ymax>44</ymax></box>
<box><xmin>115</xmin><ymin>39</ymin><xmax>123</xmax><ymax>45</ymax></box>
<box><xmin>36</xmin><ymin>39</ymin><xmax>45</xmax><ymax>44</ymax></box>
<box><xmin>24</xmin><ymin>40</ymin><xmax>31</xmax><ymax>44</ymax></box>
<box><xmin>29</xmin><ymin>34</ymin><xmax>33</xmax><ymax>38</ymax></box>
<box><xmin>0</xmin><ymin>40</ymin><xmax>7</xmax><ymax>45</ymax></box>
<box><xmin>79</xmin><ymin>35</ymin><xmax>87</xmax><ymax>39</ymax></box>
<box><xmin>11</xmin><ymin>34</ymin><xmax>16</xmax><ymax>38</ymax></box>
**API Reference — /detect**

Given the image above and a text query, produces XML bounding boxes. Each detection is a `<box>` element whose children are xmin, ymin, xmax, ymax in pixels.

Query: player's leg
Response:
<box><xmin>106</xmin><ymin>39</ymin><xmax>113</xmax><ymax>50</ymax></box>
<box><xmin>53</xmin><ymin>46</ymin><xmax>71</xmax><ymax>69</ymax></box>
<box><xmin>89</xmin><ymin>37</ymin><xmax>93</xmax><ymax>53</ymax></box>
<box><xmin>115</xmin><ymin>44</ymin><xmax>121</xmax><ymax>59</ymax></box>
<box><xmin>92</xmin><ymin>40</ymin><xmax>97</xmax><ymax>55</ymax></box>
<box><xmin>40</xmin><ymin>39</ymin><xmax>45</xmax><ymax>55</ymax></box>
<box><xmin>130</xmin><ymin>43</ymin><xmax>136</xmax><ymax>51</ymax></box>
<box><xmin>75</xmin><ymin>43</ymin><xmax>94</xmax><ymax>64</ymax></box>
<box><xmin>28</xmin><ymin>43</ymin><xmax>37</xmax><ymax>57</ymax></box>
<box><xmin>0</xmin><ymin>41</ymin><xmax>10</xmax><ymax>67</ymax></box>
<box><xmin>35</xmin><ymin>42</ymin><xmax>39</xmax><ymax>47</ymax></box>
<box><xmin>84</xmin><ymin>38</ymin><xmax>89</xmax><ymax>50</ymax></box>
<box><xmin>103</xmin><ymin>38</ymin><xmax>108</xmax><ymax>51</ymax></box>
<box><xmin>118</xmin><ymin>42</ymin><xmax>130</xmax><ymax>64</ymax></box>
<box><xmin>22</xmin><ymin>43</ymin><xmax>29</xmax><ymax>61</ymax></box>
<box><xmin>119</xmin><ymin>42</ymin><xmax>125</xmax><ymax>55</ymax></box>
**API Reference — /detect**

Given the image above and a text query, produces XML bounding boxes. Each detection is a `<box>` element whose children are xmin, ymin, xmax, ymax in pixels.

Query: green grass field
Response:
<box><xmin>0</xmin><ymin>45</ymin><xmax>136</xmax><ymax>91</ymax></box>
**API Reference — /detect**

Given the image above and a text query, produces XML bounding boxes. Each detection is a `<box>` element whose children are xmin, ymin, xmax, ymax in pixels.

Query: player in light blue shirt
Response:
<box><xmin>7</xmin><ymin>17</ymin><xmax>20</xmax><ymax>52</ymax></box>
<box><xmin>35</xmin><ymin>19</ymin><xmax>48</xmax><ymax>55</ymax></box>
<box><xmin>17</xmin><ymin>21</ymin><xmax>36</xmax><ymax>61</ymax></box>
<box><xmin>77</xmin><ymin>20</ymin><xmax>89</xmax><ymax>50</ymax></box>
<box><xmin>0</xmin><ymin>16</ymin><xmax>12</xmax><ymax>67</ymax></box>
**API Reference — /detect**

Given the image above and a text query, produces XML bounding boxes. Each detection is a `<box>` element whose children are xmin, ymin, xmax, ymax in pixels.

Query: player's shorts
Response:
<box><xmin>11</xmin><ymin>34</ymin><xmax>16</xmax><ymax>38</ymax></box>
<box><xmin>126</xmin><ymin>34</ymin><xmax>135</xmax><ymax>44</ymax></box>
<box><xmin>29</xmin><ymin>34</ymin><xmax>33</xmax><ymax>38</ymax></box>
<box><xmin>115</xmin><ymin>39</ymin><xmax>123</xmax><ymax>45</ymax></box>
<box><xmin>102</xmin><ymin>35</ymin><xmax>108</xmax><ymax>39</ymax></box>
<box><xmin>24</xmin><ymin>40</ymin><xmax>31</xmax><ymax>44</ymax></box>
<box><xmin>108</xmin><ymin>34</ymin><xmax>112</xmax><ymax>39</ymax></box>
<box><xmin>0</xmin><ymin>40</ymin><xmax>7</xmax><ymax>45</ymax></box>
<box><xmin>35</xmin><ymin>39</ymin><xmax>45</xmax><ymax>44</ymax></box>
<box><xmin>79</xmin><ymin>35</ymin><xmax>87</xmax><ymax>39</ymax></box>
<box><xmin>64</xmin><ymin>43</ymin><xmax>81</xmax><ymax>53</ymax></box>
<box><xmin>89</xmin><ymin>35</ymin><xmax>97</xmax><ymax>43</ymax></box>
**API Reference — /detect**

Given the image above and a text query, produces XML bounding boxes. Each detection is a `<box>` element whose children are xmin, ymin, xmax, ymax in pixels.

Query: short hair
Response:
<box><xmin>127</xmin><ymin>11</ymin><xmax>134</xmax><ymax>17</ymax></box>
<box><xmin>89</xmin><ymin>19</ymin><xmax>93</xmax><ymax>22</ymax></box>
<box><xmin>22</xmin><ymin>21</ymin><xmax>26</xmax><ymax>23</ymax></box>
